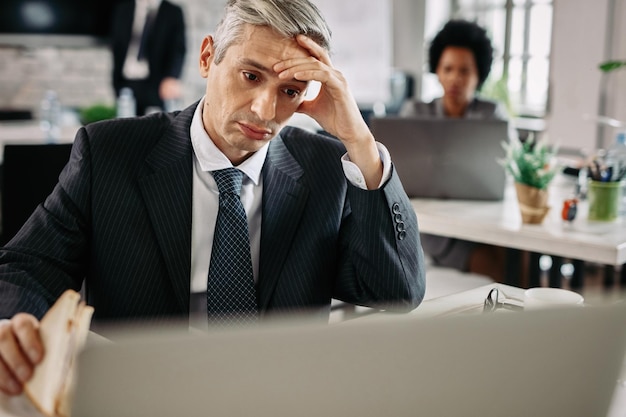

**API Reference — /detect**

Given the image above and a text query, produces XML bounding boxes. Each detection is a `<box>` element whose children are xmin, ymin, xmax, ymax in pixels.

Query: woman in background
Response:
<box><xmin>402</xmin><ymin>19</ymin><xmax>507</xmax><ymax>281</ymax></box>
<box><xmin>401</xmin><ymin>19</ymin><xmax>506</xmax><ymax>119</ymax></box>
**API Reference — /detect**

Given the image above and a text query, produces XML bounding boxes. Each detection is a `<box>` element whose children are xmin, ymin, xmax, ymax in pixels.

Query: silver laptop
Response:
<box><xmin>370</xmin><ymin>117</ymin><xmax>509</xmax><ymax>200</ymax></box>
<box><xmin>72</xmin><ymin>304</ymin><xmax>626</xmax><ymax>417</ymax></box>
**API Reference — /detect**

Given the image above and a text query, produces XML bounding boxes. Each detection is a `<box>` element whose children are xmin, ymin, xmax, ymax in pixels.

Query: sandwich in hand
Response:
<box><xmin>24</xmin><ymin>290</ymin><xmax>94</xmax><ymax>417</ymax></box>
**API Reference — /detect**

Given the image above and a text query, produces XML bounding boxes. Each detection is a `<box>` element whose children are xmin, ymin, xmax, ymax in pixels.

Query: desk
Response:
<box><xmin>412</xmin><ymin>174</ymin><xmax>626</xmax><ymax>286</ymax></box>
<box><xmin>0</xmin><ymin>121</ymin><xmax>77</xmax><ymax>163</ymax></box>
<box><xmin>416</xmin><ymin>284</ymin><xmax>625</xmax><ymax>417</ymax></box>
<box><xmin>410</xmin><ymin>283</ymin><xmax>522</xmax><ymax>318</ymax></box>
<box><xmin>1</xmin><ymin>283</ymin><xmax>623</xmax><ymax>417</ymax></box>
<box><xmin>364</xmin><ymin>283</ymin><xmax>626</xmax><ymax>417</ymax></box>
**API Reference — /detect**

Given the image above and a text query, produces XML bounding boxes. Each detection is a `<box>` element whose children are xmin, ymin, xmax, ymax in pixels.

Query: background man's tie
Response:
<box><xmin>207</xmin><ymin>168</ymin><xmax>258</xmax><ymax>326</ymax></box>
<box><xmin>137</xmin><ymin>7</ymin><xmax>157</xmax><ymax>61</ymax></box>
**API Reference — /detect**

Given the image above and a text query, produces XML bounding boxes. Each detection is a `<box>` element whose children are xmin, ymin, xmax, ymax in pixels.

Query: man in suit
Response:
<box><xmin>0</xmin><ymin>0</ymin><xmax>425</xmax><ymax>396</ymax></box>
<box><xmin>111</xmin><ymin>0</ymin><xmax>186</xmax><ymax>115</ymax></box>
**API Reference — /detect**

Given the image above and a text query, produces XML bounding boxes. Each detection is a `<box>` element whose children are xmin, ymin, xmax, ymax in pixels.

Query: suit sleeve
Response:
<box><xmin>333</xmin><ymin>165</ymin><xmax>426</xmax><ymax>312</ymax></box>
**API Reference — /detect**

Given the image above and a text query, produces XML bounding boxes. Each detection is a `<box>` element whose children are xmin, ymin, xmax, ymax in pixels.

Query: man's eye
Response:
<box><xmin>244</xmin><ymin>72</ymin><xmax>258</xmax><ymax>81</ymax></box>
<box><xmin>284</xmin><ymin>88</ymin><xmax>301</xmax><ymax>98</ymax></box>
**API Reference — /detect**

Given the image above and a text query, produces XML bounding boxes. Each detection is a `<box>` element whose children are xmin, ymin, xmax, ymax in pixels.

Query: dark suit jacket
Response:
<box><xmin>0</xmin><ymin>103</ymin><xmax>425</xmax><ymax>324</ymax></box>
<box><xmin>111</xmin><ymin>1</ymin><xmax>186</xmax><ymax>97</ymax></box>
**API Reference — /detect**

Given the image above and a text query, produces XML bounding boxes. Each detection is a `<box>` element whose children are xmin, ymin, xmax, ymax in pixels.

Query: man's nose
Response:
<box><xmin>250</xmin><ymin>89</ymin><xmax>277</xmax><ymax>121</ymax></box>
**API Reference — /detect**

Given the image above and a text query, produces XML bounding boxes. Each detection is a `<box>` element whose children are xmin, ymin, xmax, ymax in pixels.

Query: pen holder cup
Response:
<box><xmin>587</xmin><ymin>180</ymin><xmax>622</xmax><ymax>222</ymax></box>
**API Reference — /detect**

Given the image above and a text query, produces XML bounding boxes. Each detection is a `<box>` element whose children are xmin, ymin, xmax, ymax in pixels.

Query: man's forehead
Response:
<box><xmin>237</xmin><ymin>24</ymin><xmax>306</xmax><ymax>56</ymax></box>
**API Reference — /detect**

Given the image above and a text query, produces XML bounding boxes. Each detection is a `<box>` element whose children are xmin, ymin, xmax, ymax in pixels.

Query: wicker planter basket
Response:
<box><xmin>514</xmin><ymin>182</ymin><xmax>550</xmax><ymax>224</ymax></box>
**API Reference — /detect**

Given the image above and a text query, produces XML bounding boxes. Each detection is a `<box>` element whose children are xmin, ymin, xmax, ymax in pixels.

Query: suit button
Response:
<box><xmin>397</xmin><ymin>230</ymin><xmax>407</xmax><ymax>240</ymax></box>
<box><xmin>392</xmin><ymin>203</ymin><xmax>401</xmax><ymax>214</ymax></box>
<box><xmin>394</xmin><ymin>213</ymin><xmax>403</xmax><ymax>223</ymax></box>
<box><xmin>396</xmin><ymin>221</ymin><xmax>405</xmax><ymax>232</ymax></box>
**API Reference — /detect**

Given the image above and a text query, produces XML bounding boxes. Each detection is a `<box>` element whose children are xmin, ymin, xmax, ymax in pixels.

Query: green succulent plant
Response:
<box><xmin>499</xmin><ymin>136</ymin><xmax>559</xmax><ymax>190</ymax></box>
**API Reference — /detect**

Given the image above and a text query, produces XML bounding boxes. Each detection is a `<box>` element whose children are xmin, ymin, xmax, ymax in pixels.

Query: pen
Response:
<box><xmin>589</xmin><ymin>159</ymin><xmax>600</xmax><ymax>180</ymax></box>
<box><xmin>601</xmin><ymin>165</ymin><xmax>612</xmax><ymax>182</ymax></box>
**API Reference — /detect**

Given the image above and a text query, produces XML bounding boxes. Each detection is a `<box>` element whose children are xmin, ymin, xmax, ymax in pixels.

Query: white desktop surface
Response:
<box><xmin>411</xmin><ymin>282</ymin><xmax>522</xmax><ymax>317</ymax></box>
<box><xmin>412</xmin><ymin>174</ymin><xmax>626</xmax><ymax>266</ymax></box>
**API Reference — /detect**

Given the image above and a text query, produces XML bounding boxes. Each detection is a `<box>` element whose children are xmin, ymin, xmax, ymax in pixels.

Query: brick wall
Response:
<box><xmin>0</xmin><ymin>0</ymin><xmax>391</xmax><ymax>118</ymax></box>
<box><xmin>0</xmin><ymin>0</ymin><xmax>227</xmax><ymax>116</ymax></box>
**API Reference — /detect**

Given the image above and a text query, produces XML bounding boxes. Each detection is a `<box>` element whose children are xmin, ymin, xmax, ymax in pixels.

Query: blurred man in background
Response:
<box><xmin>111</xmin><ymin>0</ymin><xmax>186</xmax><ymax>115</ymax></box>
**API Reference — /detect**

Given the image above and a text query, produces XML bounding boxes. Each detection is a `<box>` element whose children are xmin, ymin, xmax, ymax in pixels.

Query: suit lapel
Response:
<box><xmin>138</xmin><ymin>106</ymin><xmax>195</xmax><ymax>313</ymax></box>
<box><xmin>136</xmin><ymin>116</ymin><xmax>309</xmax><ymax>313</ymax></box>
<box><xmin>258</xmin><ymin>135</ymin><xmax>309</xmax><ymax>310</ymax></box>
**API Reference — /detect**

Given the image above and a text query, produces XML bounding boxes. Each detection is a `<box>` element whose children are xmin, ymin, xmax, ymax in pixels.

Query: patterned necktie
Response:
<box><xmin>207</xmin><ymin>168</ymin><xmax>258</xmax><ymax>326</ymax></box>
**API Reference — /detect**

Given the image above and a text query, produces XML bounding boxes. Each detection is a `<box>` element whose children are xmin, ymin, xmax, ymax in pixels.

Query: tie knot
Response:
<box><xmin>212</xmin><ymin>168</ymin><xmax>244</xmax><ymax>195</ymax></box>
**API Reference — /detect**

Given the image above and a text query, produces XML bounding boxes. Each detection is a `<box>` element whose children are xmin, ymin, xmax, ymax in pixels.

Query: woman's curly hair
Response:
<box><xmin>428</xmin><ymin>19</ymin><xmax>494</xmax><ymax>90</ymax></box>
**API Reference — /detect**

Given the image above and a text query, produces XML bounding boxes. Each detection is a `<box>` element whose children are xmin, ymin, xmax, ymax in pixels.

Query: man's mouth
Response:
<box><xmin>238</xmin><ymin>122</ymin><xmax>273</xmax><ymax>141</ymax></box>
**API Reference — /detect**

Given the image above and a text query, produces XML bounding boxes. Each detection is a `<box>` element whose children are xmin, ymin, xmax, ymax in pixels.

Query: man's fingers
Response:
<box><xmin>12</xmin><ymin>314</ymin><xmax>43</xmax><ymax>364</ymax></box>
<box><xmin>0</xmin><ymin>320</ymin><xmax>33</xmax><ymax>383</ymax></box>
<box><xmin>0</xmin><ymin>356</ymin><xmax>22</xmax><ymax>395</ymax></box>
<box><xmin>0</xmin><ymin>315</ymin><xmax>43</xmax><ymax>395</ymax></box>
<box><xmin>295</xmin><ymin>34</ymin><xmax>332</xmax><ymax>66</ymax></box>
<box><xmin>274</xmin><ymin>58</ymin><xmax>345</xmax><ymax>97</ymax></box>
<box><xmin>275</xmin><ymin>57</ymin><xmax>324</xmax><ymax>80</ymax></box>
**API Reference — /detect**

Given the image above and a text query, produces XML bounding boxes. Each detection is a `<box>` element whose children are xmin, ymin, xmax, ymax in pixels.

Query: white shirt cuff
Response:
<box><xmin>341</xmin><ymin>142</ymin><xmax>392</xmax><ymax>190</ymax></box>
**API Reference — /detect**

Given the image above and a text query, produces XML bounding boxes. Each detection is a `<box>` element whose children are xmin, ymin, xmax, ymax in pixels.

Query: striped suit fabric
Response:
<box><xmin>0</xmin><ymin>102</ymin><xmax>425</xmax><ymax>324</ymax></box>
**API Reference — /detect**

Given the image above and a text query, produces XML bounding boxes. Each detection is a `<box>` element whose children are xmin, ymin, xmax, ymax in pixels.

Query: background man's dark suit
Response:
<box><xmin>111</xmin><ymin>0</ymin><xmax>186</xmax><ymax>114</ymax></box>
<box><xmin>0</xmin><ymin>103</ymin><xmax>425</xmax><ymax>324</ymax></box>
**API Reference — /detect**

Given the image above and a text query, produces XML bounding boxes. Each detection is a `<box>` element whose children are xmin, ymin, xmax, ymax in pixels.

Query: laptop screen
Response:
<box><xmin>71</xmin><ymin>303</ymin><xmax>626</xmax><ymax>417</ymax></box>
<box><xmin>370</xmin><ymin>117</ymin><xmax>509</xmax><ymax>200</ymax></box>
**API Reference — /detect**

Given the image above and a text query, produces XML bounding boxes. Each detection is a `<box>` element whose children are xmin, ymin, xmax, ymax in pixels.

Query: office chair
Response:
<box><xmin>1</xmin><ymin>144</ymin><xmax>72</xmax><ymax>244</ymax></box>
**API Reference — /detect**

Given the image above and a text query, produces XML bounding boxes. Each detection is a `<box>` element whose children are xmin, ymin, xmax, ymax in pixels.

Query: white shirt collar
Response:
<box><xmin>190</xmin><ymin>98</ymin><xmax>268</xmax><ymax>185</ymax></box>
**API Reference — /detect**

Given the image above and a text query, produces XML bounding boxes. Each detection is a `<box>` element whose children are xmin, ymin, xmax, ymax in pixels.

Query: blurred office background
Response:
<box><xmin>0</xmin><ymin>0</ymin><xmax>624</xmax><ymax>151</ymax></box>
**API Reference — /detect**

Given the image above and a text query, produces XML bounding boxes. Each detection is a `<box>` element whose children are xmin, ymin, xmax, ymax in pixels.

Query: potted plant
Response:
<box><xmin>79</xmin><ymin>104</ymin><xmax>116</xmax><ymax>125</ymax></box>
<box><xmin>499</xmin><ymin>135</ymin><xmax>559</xmax><ymax>224</ymax></box>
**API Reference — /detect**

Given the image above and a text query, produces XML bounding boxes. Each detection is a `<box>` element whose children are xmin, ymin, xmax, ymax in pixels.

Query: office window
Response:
<box><xmin>451</xmin><ymin>0</ymin><xmax>553</xmax><ymax>117</ymax></box>
<box><xmin>314</xmin><ymin>0</ymin><xmax>392</xmax><ymax>105</ymax></box>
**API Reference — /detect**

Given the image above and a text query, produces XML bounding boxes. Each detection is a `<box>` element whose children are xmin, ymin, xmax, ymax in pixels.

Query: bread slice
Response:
<box><xmin>24</xmin><ymin>290</ymin><xmax>94</xmax><ymax>417</ymax></box>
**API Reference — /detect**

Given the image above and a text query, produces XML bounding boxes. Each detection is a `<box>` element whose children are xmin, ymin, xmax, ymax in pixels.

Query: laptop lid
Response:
<box><xmin>370</xmin><ymin>117</ymin><xmax>509</xmax><ymax>200</ymax></box>
<box><xmin>72</xmin><ymin>304</ymin><xmax>626</xmax><ymax>417</ymax></box>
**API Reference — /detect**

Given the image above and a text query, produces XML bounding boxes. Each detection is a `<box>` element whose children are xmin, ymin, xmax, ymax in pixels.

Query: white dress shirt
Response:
<box><xmin>189</xmin><ymin>98</ymin><xmax>392</xmax><ymax>296</ymax></box>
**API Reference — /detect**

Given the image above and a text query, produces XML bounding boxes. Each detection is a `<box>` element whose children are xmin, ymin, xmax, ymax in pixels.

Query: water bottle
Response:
<box><xmin>40</xmin><ymin>90</ymin><xmax>61</xmax><ymax>142</ymax></box>
<box><xmin>605</xmin><ymin>131</ymin><xmax>626</xmax><ymax>215</ymax></box>
<box><xmin>116</xmin><ymin>87</ymin><xmax>136</xmax><ymax>118</ymax></box>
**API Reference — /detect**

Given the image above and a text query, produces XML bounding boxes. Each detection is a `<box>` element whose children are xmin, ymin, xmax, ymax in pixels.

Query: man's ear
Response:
<box><xmin>199</xmin><ymin>36</ymin><xmax>215</xmax><ymax>78</ymax></box>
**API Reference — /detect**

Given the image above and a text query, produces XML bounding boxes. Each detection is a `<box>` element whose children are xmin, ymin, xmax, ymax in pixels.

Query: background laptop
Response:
<box><xmin>72</xmin><ymin>304</ymin><xmax>626</xmax><ymax>417</ymax></box>
<box><xmin>369</xmin><ymin>117</ymin><xmax>509</xmax><ymax>200</ymax></box>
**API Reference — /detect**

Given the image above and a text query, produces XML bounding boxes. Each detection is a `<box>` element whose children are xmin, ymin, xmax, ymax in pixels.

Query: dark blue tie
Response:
<box><xmin>207</xmin><ymin>168</ymin><xmax>258</xmax><ymax>326</ymax></box>
<box><xmin>137</xmin><ymin>8</ymin><xmax>157</xmax><ymax>60</ymax></box>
